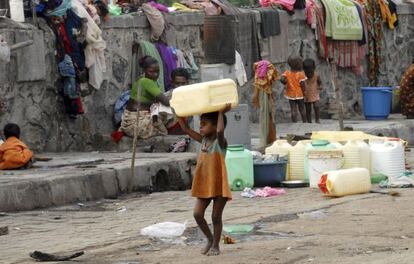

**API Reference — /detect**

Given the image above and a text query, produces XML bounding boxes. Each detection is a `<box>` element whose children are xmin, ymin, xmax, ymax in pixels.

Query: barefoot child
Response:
<box><xmin>178</xmin><ymin>104</ymin><xmax>232</xmax><ymax>256</ymax></box>
<box><xmin>302</xmin><ymin>59</ymin><xmax>322</xmax><ymax>123</ymax></box>
<box><xmin>280</xmin><ymin>56</ymin><xmax>307</xmax><ymax>123</ymax></box>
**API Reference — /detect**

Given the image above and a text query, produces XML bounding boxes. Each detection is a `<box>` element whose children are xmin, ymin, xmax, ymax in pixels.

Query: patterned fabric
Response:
<box><xmin>282</xmin><ymin>71</ymin><xmax>306</xmax><ymax>100</ymax></box>
<box><xmin>192</xmin><ymin>138</ymin><xmax>232</xmax><ymax>199</ymax></box>
<box><xmin>400</xmin><ymin>64</ymin><xmax>414</xmax><ymax>117</ymax></box>
<box><xmin>304</xmin><ymin>74</ymin><xmax>321</xmax><ymax>103</ymax></box>
<box><xmin>321</xmin><ymin>0</ymin><xmax>363</xmax><ymax>40</ymax></box>
<box><xmin>119</xmin><ymin>109</ymin><xmax>168</xmax><ymax>139</ymax></box>
<box><xmin>364</xmin><ymin>0</ymin><xmax>383</xmax><ymax>86</ymax></box>
<box><xmin>253</xmin><ymin>61</ymin><xmax>278</xmax><ymax>147</ymax></box>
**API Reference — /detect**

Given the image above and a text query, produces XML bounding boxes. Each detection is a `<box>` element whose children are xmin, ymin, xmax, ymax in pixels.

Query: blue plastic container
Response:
<box><xmin>361</xmin><ymin>87</ymin><xmax>392</xmax><ymax>120</ymax></box>
<box><xmin>253</xmin><ymin>160</ymin><xmax>287</xmax><ymax>187</ymax></box>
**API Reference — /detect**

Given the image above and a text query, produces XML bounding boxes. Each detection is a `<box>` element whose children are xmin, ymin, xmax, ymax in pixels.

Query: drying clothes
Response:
<box><xmin>45</xmin><ymin>0</ymin><xmax>72</xmax><ymax>17</ymax></box>
<box><xmin>282</xmin><ymin>71</ymin><xmax>306</xmax><ymax>100</ymax></box>
<box><xmin>399</xmin><ymin>64</ymin><xmax>414</xmax><ymax>118</ymax></box>
<box><xmin>58</xmin><ymin>55</ymin><xmax>76</xmax><ymax>77</ymax></box>
<box><xmin>63</xmin><ymin>77</ymin><xmax>78</xmax><ymax>98</ymax></box>
<box><xmin>64</xmin><ymin>9</ymin><xmax>86</xmax><ymax>71</ymax></box>
<box><xmin>387</xmin><ymin>0</ymin><xmax>398</xmax><ymax>27</ymax></box>
<box><xmin>258</xmin><ymin>8</ymin><xmax>281</xmax><ymax>38</ymax></box>
<box><xmin>148</xmin><ymin>1</ymin><xmax>170</xmax><ymax>13</ymax></box>
<box><xmin>140</xmin><ymin>41</ymin><xmax>165</xmax><ymax>91</ymax></box>
<box><xmin>353</xmin><ymin>0</ymin><xmax>367</xmax><ymax>46</ymax></box>
<box><xmin>0</xmin><ymin>136</ymin><xmax>33</xmax><ymax>170</ymax></box>
<box><xmin>142</xmin><ymin>3</ymin><xmax>165</xmax><ymax>42</ymax></box>
<box><xmin>114</xmin><ymin>90</ymin><xmax>131</xmax><ymax>126</ymax></box>
<box><xmin>58</xmin><ymin>24</ymin><xmax>72</xmax><ymax>55</ymax></box>
<box><xmin>156</xmin><ymin>43</ymin><xmax>177</xmax><ymax>91</ymax></box>
<box><xmin>364</xmin><ymin>0</ymin><xmax>383</xmax><ymax>86</ymax></box>
<box><xmin>192</xmin><ymin>138</ymin><xmax>232</xmax><ymax>200</ymax></box>
<box><xmin>305</xmin><ymin>0</ymin><xmax>315</xmax><ymax>25</ymax></box>
<box><xmin>253</xmin><ymin>61</ymin><xmax>279</xmax><ymax>147</ymax></box>
<box><xmin>174</xmin><ymin>49</ymin><xmax>198</xmax><ymax>78</ymax></box>
<box><xmin>235</xmin><ymin>51</ymin><xmax>248</xmax><ymax>86</ymax></box>
<box><xmin>378</xmin><ymin>0</ymin><xmax>397</xmax><ymax>29</ymax></box>
<box><xmin>321</xmin><ymin>0</ymin><xmax>363</xmax><ymax>41</ymax></box>
<box><xmin>256</xmin><ymin>60</ymin><xmax>270</xmax><ymax>79</ymax></box>
<box><xmin>72</xmin><ymin>0</ymin><xmax>107</xmax><ymax>89</ymax></box>
<box><xmin>260</xmin><ymin>10</ymin><xmax>289</xmax><ymax>64</ymax></box>
<box><xmin>259</xmin><ymin>0</ymin><xmax>295</xmax><ymax>11</ymax></box>
<box><xmin>236</xmin><ymin>9</ymin><xmax>261</xmax><ymax>78</ymax></box>
<box><xmin>172</xmin><ymin>2</ymin><xmax>196</xmax><ymax>12</ymax></box>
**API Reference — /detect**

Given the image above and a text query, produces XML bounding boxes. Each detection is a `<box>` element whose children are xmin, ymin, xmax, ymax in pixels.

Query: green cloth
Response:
<box><xmin>259</xmin><ymin>90</ymin><xmax>269</xmax><ymax>148</ymax></box>
<box><xmin>321</xmin><ymin>0</ymin><xmax>363</xmax><ymax>40</ymax></box>
<box><xmin>131</xmin><ymin>77</ymin><xmax>162</xmax><ymax>104</ymax></box>
<box><xmin>139</xmin><ymin>41</ymin><xmax>165</xmax><ymax>92</ymax></box>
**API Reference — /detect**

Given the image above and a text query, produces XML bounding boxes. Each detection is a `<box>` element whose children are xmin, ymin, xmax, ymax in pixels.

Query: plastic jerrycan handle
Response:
<box><xmin>318</xmin><ymin>174</ymin><xmax>330</xmax><ymax>195</ymax></box>
<box><xmin>227</xmin><ymin>145</ymin><xmax>245</xmax><ymax>151</ymax></box>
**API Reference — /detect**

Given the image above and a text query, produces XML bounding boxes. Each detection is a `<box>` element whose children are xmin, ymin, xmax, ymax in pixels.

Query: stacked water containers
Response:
<box><xmin>265</xmin><ymin>140</ymin><xmax>292</xmax><ymax>179</ymax></box>
<box><xmin>370</xmin><ymin>139</ymin><xmax>405</xmax><ymax>180</ymax></box>
<box><xmin>289</xmin><ymin>140</ymin><xmax>311</xmax><ymax>181</ymax></box>
<box><xmin>342</xmin><ymin>140</ymin><xmax>371</xmax><ymax>171</ymax></box>
<box><xmin>305</xmin><ymin>140</ymin><xmax>343</xmax><ymax>188</ymax></box>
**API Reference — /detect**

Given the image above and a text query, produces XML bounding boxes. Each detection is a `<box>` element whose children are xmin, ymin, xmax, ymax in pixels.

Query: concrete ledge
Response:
<box><xmin>0</xmin><ymin>152</ymin><xmax>196</xmax><ymax>212</ymax></box>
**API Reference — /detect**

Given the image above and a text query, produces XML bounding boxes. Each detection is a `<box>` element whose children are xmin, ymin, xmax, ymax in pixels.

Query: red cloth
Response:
<box><xmin>111</xmin><ymin>131</ymin><xmax>125</xmax><ymax>143</ymax></box>
<box><xmin>58</xmin><ymin>24</ymin><xmax>72</xmax><ymax>55</ymax></box>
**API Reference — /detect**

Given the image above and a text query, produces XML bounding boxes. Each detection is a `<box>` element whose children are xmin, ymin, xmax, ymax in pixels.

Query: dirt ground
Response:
<box><xmin>1</xmin><ymin>152</ymin><xmax>414</xmax><ymax>264</ymax></box>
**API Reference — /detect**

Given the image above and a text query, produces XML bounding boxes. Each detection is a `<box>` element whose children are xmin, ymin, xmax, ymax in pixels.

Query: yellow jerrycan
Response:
<box><xmin>319</xmin><ymin>168</ymin><xmax>371</xmax><ymax>197</ymax></box>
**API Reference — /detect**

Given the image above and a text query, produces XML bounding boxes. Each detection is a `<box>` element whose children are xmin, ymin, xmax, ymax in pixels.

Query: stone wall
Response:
<box><xmin>0</xmin><ymin>4</ymin><xmax>413</xmax><ymax>152</ymax></box>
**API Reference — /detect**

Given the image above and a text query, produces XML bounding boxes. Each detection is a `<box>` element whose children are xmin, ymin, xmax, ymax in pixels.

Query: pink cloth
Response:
<box><xmin>255</xmin><ymin>187</ymin><xmax>287</xmax><ymax>197</ymax></box>
<box><xmin>256</xmin><ymin>60</ymin><xmax>270</xmax><ymax>79</ymax></box>
<box><xmin>305</xmin><ymin>0</ymin><xmax>315</xmax><ymax>25</ymax></box>
<box><xmin>259</xmin><ymin>0</ymin><xmax>295</xmax><ymax>11</ymax></box>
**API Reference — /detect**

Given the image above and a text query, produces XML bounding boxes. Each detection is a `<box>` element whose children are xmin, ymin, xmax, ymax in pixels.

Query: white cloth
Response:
<box><xmin>235</xmin><ymin>51</ymin><xmax>248</xmax><ymax>86</ymax></box>
<box><xmin>72</xmin><ymin>0</ymin><xmax>107</xmax><ymax>90</ymax></box>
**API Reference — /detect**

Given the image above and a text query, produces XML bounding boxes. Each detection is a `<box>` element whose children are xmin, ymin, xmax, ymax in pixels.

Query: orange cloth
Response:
<box><xmin>0</xmin><ymin>137</ymin><xmax>33</xmax><ymax>170</ymax></box>
<box><xmin>378</xmin><ymin>0</ymin><xmax>396</xmax><ymax>29</ymax></box>
<box><xmin>283</xmin><ymin>71</ymin><xmax>306</xmax><ymax>99</ymax></box>
<box><xmin>191</xmin><ymin>138</ymin><xmax>232</xmax><ymax>200</ymax></box>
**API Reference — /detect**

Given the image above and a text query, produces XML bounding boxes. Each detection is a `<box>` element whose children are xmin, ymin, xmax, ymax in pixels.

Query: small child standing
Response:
<box><xmin>178</xmin><ymin>104</ymin><xmax>232</xmax><ymax>256</ymax></box>
<box><xmin>302</xmin><ymin>59</ymin><xmax>322</xmax><ymax>123</ymax></box>
<box><xmin>280</xmin><ymin>56</ymin><xmax>307</xmax><ymax>123</ymax></box>
<box><xmin>0</xmin><ymin>123</ymin><xmax>33</xmax><ymax>170</ymax></box>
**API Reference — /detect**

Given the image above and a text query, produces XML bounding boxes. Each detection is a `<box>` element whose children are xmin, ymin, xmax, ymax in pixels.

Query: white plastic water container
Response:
<box><xmin>289</xmin><ymin>140</ymin><xmax>311</xmax><ymax>181</ymax></box>
<box><xmin>342</xmin><ymin>140</ymin><xmax>371</xmax><ymax>171</ymax></box>
<box><xmin>9</xmin><ymin>0</ymin><xmax>25</xmax><ymax>22</ymax></box>
<box><xmin>319</xmin><ymin>168</ymin><xmax>371</xmax><ymax>197</ymax></box>
<box><xmin>265</xmin><ymin>140</ymin><xmax>292</xmax><ymax>179</ymax></box>
<box><xmin>265</xmin><ymin>140</ymin><xmax>292</xmax><ymax>157</ymax></box>
<box><xmin>370</xmin><ymin>140</ymin><xmax>405</xmax><ymax>180</ymax></box>
<box><xmin>170</xmin><ymin>79</ymin><xmax>239</xmax><ymax>117</ymax></box>
<box><xmin>307</xmin><ymin>149</ymin><xmax>343</xmax><ymax>188</ymax></box>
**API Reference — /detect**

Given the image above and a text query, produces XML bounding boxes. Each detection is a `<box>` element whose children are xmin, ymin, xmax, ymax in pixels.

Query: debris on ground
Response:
<box><xmin>140</xmin><ymin>221</ymin><xmax>187</xmax><ymax>238</ymax></box>
<box><xmin>223</xmin><ymin>235</ymin><xmax>236</xmax><ymax>244</ymax></box>
<box><xmin>29</xmin><ymin>251</ymin><xmax>84</xmax><ymax>261</ymax></box>
<box><xmin>0</xmin><ymin>226</ymin><xmax>9</xmax><ymax>236</ymax></box>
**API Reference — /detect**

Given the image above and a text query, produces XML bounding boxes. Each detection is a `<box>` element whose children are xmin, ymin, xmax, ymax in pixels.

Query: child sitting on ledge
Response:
<box><xmin>0</xmin><ymin>123</ymin><xmax>33</xmax><ymax>170</ymax></box>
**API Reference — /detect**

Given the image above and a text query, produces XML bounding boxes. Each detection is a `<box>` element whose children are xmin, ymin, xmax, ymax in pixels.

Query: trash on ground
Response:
<box><xmin>117</xmin><ymin>206</ymin><xmax>127</xmax><ymax>212</ymax></box>
<box><xmin>140</xmin><ymin>221</ymin><xmax>187</xmax><ymax>238</ymax></box>
<box><xmin>223</xmin><ymin>224</ymin><xmax>254</xmax><ymax>235</ymax></box>
<box><xmin>29</xmin><ymin>251</ymin><xmax>84</xmax><ymax>262</ymax></box>
<box><xmin>0</xmin><ymin>226</ymin><xmax>8</xmax><ymax>236</ymax></box>
<box><xmin>379</xmin><ymin>172</ymin><xmax>414</xmax><ymax>188</ymax></box>
<box><xmin>299</xmin><ymin>210</ymin><xmax>327</xmax><ymax>219</ymax></box>
<box><xmin>241</xmin><ymin>187</ymin><xmax>287</xmax><ymax>198</ymax></box>
<box><xmin>223</xmin><ymin>235</ymin><xmax>236</xmax><ymax>244</ymax></box>
<box><xmin>370</xmin><ymin>190</ymin><xmax>401</xmax><ymax>197</ymax></box>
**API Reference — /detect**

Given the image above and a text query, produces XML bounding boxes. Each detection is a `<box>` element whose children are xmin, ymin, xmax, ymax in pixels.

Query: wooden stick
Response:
<box><xmin>329</xmin><ymin>59</ymin><xmax>344</xmax><ymax>131</ymax></box>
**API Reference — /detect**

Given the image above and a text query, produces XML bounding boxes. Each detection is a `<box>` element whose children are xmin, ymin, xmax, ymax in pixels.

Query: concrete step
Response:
<box><xmin>0</xmin><ymin>152</ymin><xmax>197</xmax><ymax>212</ymax></box>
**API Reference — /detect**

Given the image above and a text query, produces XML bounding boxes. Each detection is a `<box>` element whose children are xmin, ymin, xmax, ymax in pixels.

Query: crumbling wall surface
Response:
<box><xmin>0</xmin><ymin>5</ymin><xmax>413</xmax><ymax>152</ymax></box>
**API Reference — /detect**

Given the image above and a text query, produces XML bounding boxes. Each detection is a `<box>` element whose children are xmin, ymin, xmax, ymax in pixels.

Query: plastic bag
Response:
<box><xmin>0</xmin><ymin>37</ymin><xmax>10</xmax><ymax>62</ymax></box>
<box><xmin>140</xmin><ymin>221</ymin><xmax>187</xmax><ymax>238</ymax></box>
<box><xmin>108</xmin><ymin>4</ymin><xmax>122</xmax><ymax>16</ymax></box>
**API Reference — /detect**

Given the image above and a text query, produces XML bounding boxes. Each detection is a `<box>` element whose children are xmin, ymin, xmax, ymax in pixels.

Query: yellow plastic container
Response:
<box><xmin>342</xmin><ymin>140</ymin><xmax>370</xmax><ymax>170</ymax></box>
<box><xmin>289</xmin><ymin>140</ymin><xmax>311</xmax><ymax>181</ymax></box>
<box><xmin>311</xmin><ymin>131</ymin><xmax>381</xmax><ymax>142</ymax></box>
<box><xmin>170</xmin><ymin>79</ymin><xmax>239</xmax><ymax>117</ymax></box>
<box><xmin>319</xmin><ymin>168</ymin><xmax>371</xmax><ymax>197</ymax></box>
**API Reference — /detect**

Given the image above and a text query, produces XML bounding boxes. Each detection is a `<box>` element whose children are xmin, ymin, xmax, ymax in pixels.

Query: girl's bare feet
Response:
<box><xmin>201</xmin><ymin>239</ymin><xmax>213</xmax><ymax>255</ymax></box>
<box><xmin>206</xmin><ymin>247</ymin><xmax>220</xmax><ymax>256</ymax></box>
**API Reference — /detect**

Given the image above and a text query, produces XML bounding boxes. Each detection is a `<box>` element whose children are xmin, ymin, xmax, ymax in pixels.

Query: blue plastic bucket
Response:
<box><xmin>361</xmin><ymin>87</ymin><xmax>393</xmax><ymax>120</ymax></box>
